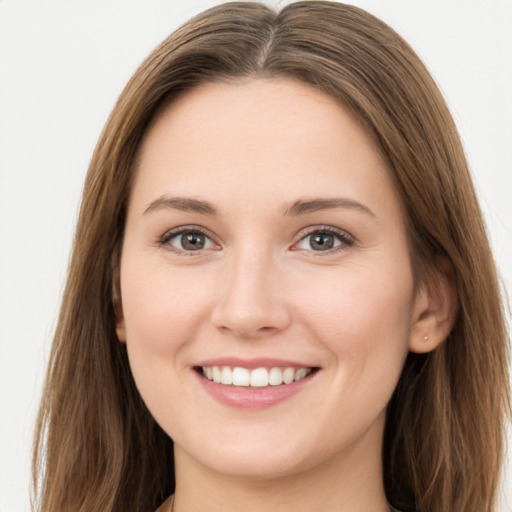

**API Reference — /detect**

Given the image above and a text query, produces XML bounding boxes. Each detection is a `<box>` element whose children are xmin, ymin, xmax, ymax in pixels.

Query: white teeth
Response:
<box><xmin>250</xmin><ymin>368</ymin><xmax>269</xmax><ymax>387</ymax></box>
<box><xmin>294</xmin><ymin>368</ymin><xmax>307</xmax><ymax>382</ymax></box>
<box><xmin>232</xmin><ymin>367</ymin><xmax>250</xmax><ymax>386</ymax></box>
<box><xmin>201</xmin><ymin>365</ymin><xmax>313</xmax><ymax>387</ymax></box>
<box><xmin>212</xmin><ymin>366</ymin><xmax>222</xmax><ymax>383</ymax></box>
<box><xmin>268</xmin><ymin>367</ymin><xmax>283</xmax><ymax>386</ymax></box>
<box><xmin>221</xmin><ymin>367</ymin><xmax>233</xmax><ymax>385</ymax></box>
<box><xmin>283</xmin><ymin>367</ymin><xmax>295</xmax><ymax>384</ymax></box>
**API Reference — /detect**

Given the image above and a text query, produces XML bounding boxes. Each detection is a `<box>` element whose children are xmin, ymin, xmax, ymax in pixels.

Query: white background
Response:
<box><xmin>0</xmin><ymin>1</ymin><xmax>511</xmax><ymax>510</ymax></box>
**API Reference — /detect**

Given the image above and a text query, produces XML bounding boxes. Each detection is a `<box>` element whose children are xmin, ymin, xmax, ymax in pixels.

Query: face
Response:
<box><xmin>117</xmin><ymin>78</ymin><xmax>426</xmax><ymax>480</ymax></box>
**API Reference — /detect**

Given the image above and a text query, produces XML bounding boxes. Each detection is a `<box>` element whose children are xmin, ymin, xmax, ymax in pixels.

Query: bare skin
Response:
<box><xmin>117</xmin><ymin>78</ymin><xmax>456</xmax><ymax>512</ymax></box>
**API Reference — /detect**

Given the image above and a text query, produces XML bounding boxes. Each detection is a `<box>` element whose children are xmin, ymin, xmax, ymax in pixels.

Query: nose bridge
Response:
<box><xmin>211</xmin><ymin>241</ymin><xmax>290</xmax><ymax>337</ymax></box>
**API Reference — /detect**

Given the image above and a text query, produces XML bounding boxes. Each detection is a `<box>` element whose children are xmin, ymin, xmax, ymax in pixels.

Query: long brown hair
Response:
<box><xmin>32</xmin><ymin>2</ymin><xmax>510</xmax><ymax>511</ymax></box>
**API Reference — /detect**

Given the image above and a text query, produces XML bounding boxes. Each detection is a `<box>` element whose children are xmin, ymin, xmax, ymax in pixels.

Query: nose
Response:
<box><xmin>210</xmin><ymin>247</ymin><xmax>291</xmax><ymax>339</ymax></box>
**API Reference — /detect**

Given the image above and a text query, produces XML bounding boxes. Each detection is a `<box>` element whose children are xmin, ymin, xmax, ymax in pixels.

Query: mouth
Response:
<box><xmin>195</xmin><ymin>365</ymin><xmax>319</xmax><ymax>388</ymax></box>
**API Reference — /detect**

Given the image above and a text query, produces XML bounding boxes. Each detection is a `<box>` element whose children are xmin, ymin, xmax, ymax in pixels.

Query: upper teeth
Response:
<box><xmin>202</xmin><ymin>366</ymin><xmax>312</xmax><ymax>387</ymax></box>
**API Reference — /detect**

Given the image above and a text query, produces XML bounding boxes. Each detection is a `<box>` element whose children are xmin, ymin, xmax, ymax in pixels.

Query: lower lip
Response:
<box><xmin>195</xmin><ymin>371</ymin><xmax>316</xmax><ymax>410</ymax></box>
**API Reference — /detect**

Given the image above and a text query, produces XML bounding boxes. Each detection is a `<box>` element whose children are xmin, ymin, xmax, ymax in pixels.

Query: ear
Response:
<box><xmin>409</xmin><ymin>258</ymin><xmax>458</xmax><ymax>354</ymax></box>
<box><xmin>112</xmin><ymin>248</ymin><xmax>126</xmax><ymax>343</ymax></box>
<box><xmin>115</xmin><ymin>302</ymin><xmax>126</xmax><ymax>343</ymax></box>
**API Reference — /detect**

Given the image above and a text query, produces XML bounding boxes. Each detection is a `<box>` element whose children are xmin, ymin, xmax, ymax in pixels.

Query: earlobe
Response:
<box><xmin>409</xmin><ymin>259</ymin><xmax>458</xmax><ymax>354</ymax></box>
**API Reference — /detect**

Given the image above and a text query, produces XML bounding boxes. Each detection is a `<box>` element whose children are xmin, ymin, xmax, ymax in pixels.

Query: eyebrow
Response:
<box><xmin>143</xmin><ymin>195</ymin><xmax>375</xmax><ymax>218</ymax></box>
<box><xmin>143</xmin><ymin>196</ymin><xmax>218</xmax><ymax>216</ymax></box>
<box><xmin>283</xmin><ymin>198</ymin><xmax>376</xmax><ymax>218</ymax></box>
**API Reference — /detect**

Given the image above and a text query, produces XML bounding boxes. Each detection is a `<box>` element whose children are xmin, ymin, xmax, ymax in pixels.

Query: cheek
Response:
<box><xmin>295</xmin><ymin>261</ymin><xmax>414</xmax><ymax>379</ymax></box>
<box><xmin>119</xmin><ymin>261</ymin><xmax>214</xmax><ymax>429</ymax></box>
<box><xmin>120</xmin><ymin>262</ymin><xmax>212</xmax><ymax>356</ymax></box>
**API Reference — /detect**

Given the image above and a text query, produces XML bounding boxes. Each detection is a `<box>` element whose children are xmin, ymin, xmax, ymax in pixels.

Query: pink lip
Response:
<box><xmin>195</xmin><ymin>357</ymin><xmax>314</xmax><ymax>369</ymax></box>
<box><xmin>194</xmin><ymin>367</ymin><xmax>318</xmax><ymax>410</ymax></box>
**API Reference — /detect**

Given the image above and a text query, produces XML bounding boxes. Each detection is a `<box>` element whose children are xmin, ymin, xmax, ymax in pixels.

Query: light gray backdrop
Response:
<box><xmin>1</xmin><ymin>1</ymin><xmax>511</xmax><ymax>510</ymax></box>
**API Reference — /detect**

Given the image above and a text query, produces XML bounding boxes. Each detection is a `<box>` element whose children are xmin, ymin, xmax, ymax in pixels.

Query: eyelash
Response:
<box><xmin>293</xmin><ymin>225</ymin><xmax>355</xmax><ymax>255</ymax></box>
<box><xmin>158</xmin><ymin>225</ymin><xmax>219</xmax><ymax>255</ymax></box>
<box><xmin>157</xmin><ymin>225</ymin><xmax>355</xmax><ymax>255</ymax></box>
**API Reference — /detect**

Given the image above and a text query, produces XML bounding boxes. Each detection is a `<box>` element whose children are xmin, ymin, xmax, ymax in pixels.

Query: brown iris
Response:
<box><xmin>181</xmin><ymin>232</ymin><xmax>206</xmax><ymax>250</ymax></box>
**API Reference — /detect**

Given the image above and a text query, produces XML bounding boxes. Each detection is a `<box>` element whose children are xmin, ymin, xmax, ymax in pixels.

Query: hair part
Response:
<box><xmin>33</xmin><ymin>2</ymin><xmax>510</xmax><ymax>511</ymax></box>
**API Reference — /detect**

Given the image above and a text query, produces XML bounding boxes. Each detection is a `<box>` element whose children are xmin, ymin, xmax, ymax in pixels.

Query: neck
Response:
<box><xmin>171</xmin><ymin>419</ymin><xmax>390</xmax><ymax>512</ymax></box>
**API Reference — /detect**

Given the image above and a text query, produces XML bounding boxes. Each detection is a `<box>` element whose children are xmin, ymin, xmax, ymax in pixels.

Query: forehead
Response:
<box><xmin>131</xmin><ymin>78</ymin><xmax>401</xmax><ymax>220</ymax></box>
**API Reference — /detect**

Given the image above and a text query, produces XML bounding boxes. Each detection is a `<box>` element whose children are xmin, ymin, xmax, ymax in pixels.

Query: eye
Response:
<box><xmin>160</xmin><ymin>228</ymin><xmax>217</xmax><ymax>253</ymax></box>
<box><xmin>294</xmin><ymin>227</ymin><xmax>354</xmax><ymax>253</ymax></box>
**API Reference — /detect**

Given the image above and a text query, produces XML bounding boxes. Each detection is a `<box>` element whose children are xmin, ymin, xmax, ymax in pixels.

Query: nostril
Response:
<box><xmin>211</xmin><ymin>307</ymin><xmax>292</xmax><ymax>339</ymax></box>
<box><xmin>229</xmin><ymin>325</ymin><xmax>279</xmax><ymax>339</ymax></box>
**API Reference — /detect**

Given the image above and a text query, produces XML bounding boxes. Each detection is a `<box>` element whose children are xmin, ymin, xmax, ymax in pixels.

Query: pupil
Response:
<box><xmin>182</xmin><ymin>233</ymin><xmax>205</xmax><ymax>250</ymax></box>
<box><xmin>311</xmin><ymin>233</ymin><xmax>334</xmax><ymax>251</ymax></box>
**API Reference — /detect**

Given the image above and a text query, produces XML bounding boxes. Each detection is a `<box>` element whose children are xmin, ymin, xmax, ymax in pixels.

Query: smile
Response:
<box><xmin>200</xmin><ymin>366</ymin><xmax>313</xmax><ymax>387</ymax></box>
<box><xmin>194</xmin><ymin>359</ymin><xmax>320</xmax><ymax>409</ymax></box>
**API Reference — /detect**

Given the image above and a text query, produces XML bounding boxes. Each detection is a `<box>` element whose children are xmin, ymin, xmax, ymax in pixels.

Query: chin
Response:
<box><xmin>175</xmin><ymin>431</ymin><xmax>320</xmax><ymax>481</ymax></box>
<box><xmin>204</xmin><ymin>453</ymin><xmax>311</xmax><ymax>481</ymax></box>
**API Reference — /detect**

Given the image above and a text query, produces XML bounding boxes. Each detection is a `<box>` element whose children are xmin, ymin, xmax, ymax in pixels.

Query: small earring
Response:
<box><xmin>424</xmin><ymin>335</ymin><xmax>429</xmax><ymax>341</ymax></box>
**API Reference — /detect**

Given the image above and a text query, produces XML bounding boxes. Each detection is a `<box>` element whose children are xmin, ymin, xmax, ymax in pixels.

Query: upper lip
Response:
<box><xmin>195</xmin><ymin>357</ymin><xmax>318</xmax><ymax>370</ymax></box>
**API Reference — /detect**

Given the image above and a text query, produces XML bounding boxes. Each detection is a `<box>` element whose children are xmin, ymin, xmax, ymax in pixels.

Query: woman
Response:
<box><xmin>32</xmin><ymin>2</ymin><xmax>510</xmax><ymax>511</ymax></box>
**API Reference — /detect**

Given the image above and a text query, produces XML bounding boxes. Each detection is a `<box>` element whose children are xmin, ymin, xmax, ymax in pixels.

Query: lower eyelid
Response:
<box><xmin>157</xmin><ymin>226</ymin><xmax>354</xmax><ymax>254</ymax></box>
<box><xmin>294</xmin><ymin>227</ymin><xmax>354</xmax><ymax>248</ymax></box>
<box><xmin>173</xmin><ymin>233</ymin><xmax>215</xmax><ymax>249</ymax></box>
<box><xmin>158</xmin><ymin>227</ymin><xmax>218</xmax><ymax>250</ymax></box>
